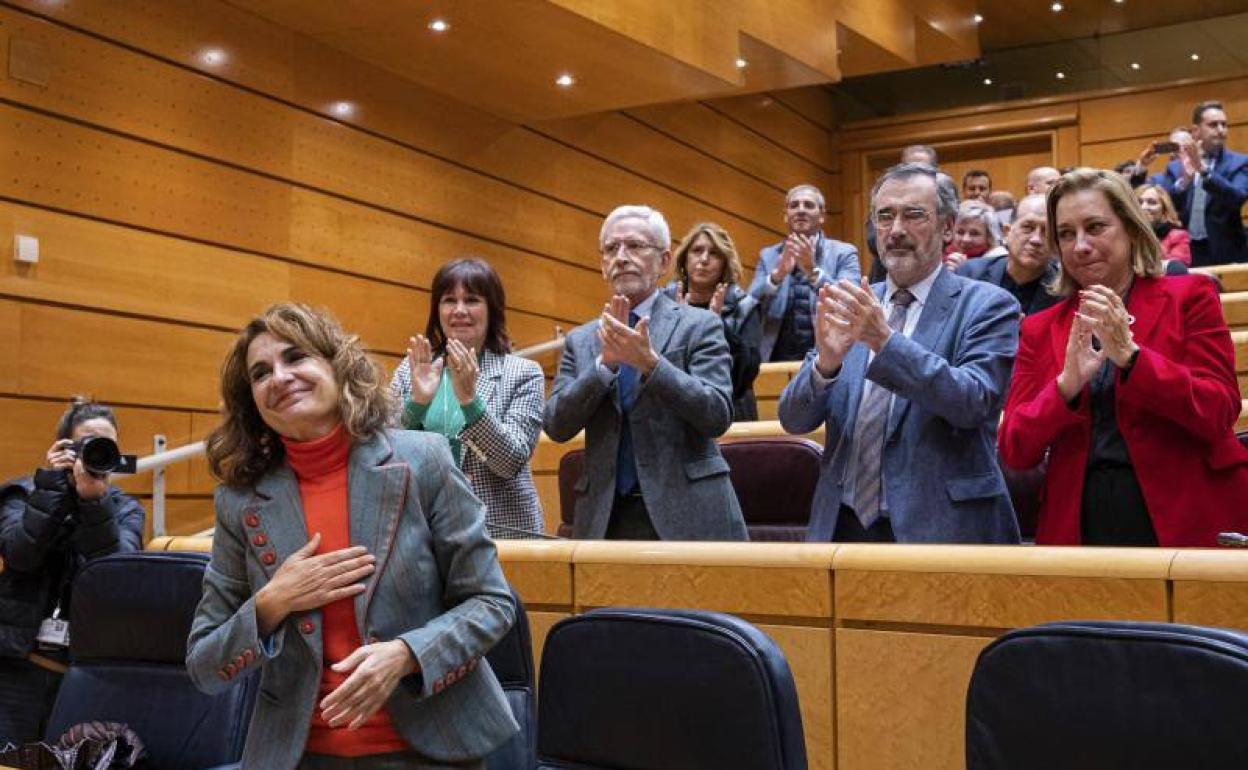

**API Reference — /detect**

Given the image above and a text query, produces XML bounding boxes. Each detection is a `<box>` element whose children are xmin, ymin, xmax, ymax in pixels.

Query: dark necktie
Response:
<box><xmin>615</xmin><ymin>311</ymin><xmax>641</xmax><ymax>495</ymax></box>
<box><xmin>849</xmin><ymin>289</ymin><xmax>915</xmax><ymax>528</ymax></box>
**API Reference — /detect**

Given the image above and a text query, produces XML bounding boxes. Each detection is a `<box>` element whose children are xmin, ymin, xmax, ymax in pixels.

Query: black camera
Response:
<box><xmin>70</xmin><ymin>437</ymin><xmax>137</xmax><ymax>477</ymax></box>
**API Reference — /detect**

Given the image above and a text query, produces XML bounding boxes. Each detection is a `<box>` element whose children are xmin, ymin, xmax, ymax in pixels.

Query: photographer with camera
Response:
<box><xmin>0</xmin><ymin>398</ymin><xmax>144</xmax><ymax>745</ymax></box>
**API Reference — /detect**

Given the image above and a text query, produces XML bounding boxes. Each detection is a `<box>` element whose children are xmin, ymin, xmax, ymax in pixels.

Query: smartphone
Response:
<box><xmin>1153</xmin><ymin>141</ymin><xmax>1180</xmax><ymax>154</ymax></box>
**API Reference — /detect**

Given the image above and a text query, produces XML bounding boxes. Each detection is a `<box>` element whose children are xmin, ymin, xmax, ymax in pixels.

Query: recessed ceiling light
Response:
<box><xmin>1190</xmin><ymin>52</ymin><xmax>1201</xmax><ymax>61</ymax></box>
<box><xmin>983</xmin><ymin>77</ymin><xmax>993</xmax><ymax>85</ymax></box>
<box><xmin>1114</xmin><ymin>0</ymin><xmax>1124</xmax><ymax>4</ymax></box>
<box><xmin>555</xmin><ymin>73</ymin><xmax>575</xmax><ymax>87</ymax></box>
<box><xmin>1050</xmin><ymin>1</ymin><xmax>1063</xmax><ymax>11</ymax></box>
<box><xmin>428</xmin><ymin>18</ymin><xmax>449</xmax><ymax>33</ymax></box>
<box><xmin>974</xmin><ymin>13</ymin><xmax>984</xmax><ymax>23</ymax></box>
<box><xmin>735</xmin><ymin>57</ymin><xmax>748</xmax><ymax>69</ymax></box>
<box><xmin>331</xmin><ymin>101</ymin><xmax>355</xmax><ymax>117</ymax></box>
<box><xmin>1055</xmin><ymin>71</ymin><xmax>1066</xmax><ymax>80</ymax></box>
<box><xmin>1130</xmin><ymin>62</ymin><xmax>1140</xmax><ymax>70</ymax></box>
<box><xmin>199</xmin><ymin>48</ymin><xmax>226</xmax><ymax>66</ymax></box>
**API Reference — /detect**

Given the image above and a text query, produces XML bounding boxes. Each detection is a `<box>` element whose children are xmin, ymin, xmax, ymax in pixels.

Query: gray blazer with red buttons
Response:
<box><xmin>186</xmin><ymin>429</ymin><xmax>518</xmax><ymax>769</ymax></box>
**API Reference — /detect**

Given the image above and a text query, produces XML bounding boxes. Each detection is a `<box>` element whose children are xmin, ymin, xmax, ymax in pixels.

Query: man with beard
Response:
<box><xmin>778</xmin><ymin>163</ymin><xmax>1021</xmax><ymax>543</ymax></box>
<box><xmin>748</xmin><ymin>184</ymin><xmax>860</xmax><ymax>362</ymax></box>
<box><xmin>957</xmin><ymin>194</ymin><xmax>1060</xmax><ymax>317</ymax></box>
<box><xmin>544</xmin><ymin>205</ymin><xmax>747</xmax><ymax>542</ymax></box>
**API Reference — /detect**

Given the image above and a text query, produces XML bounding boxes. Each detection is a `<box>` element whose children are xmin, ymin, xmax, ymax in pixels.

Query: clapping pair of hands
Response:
<box><xmin>405</xmin><ymin>336</ymin><xmax>479</xmax><ymax>405</ymax></box>
<box><xmin>771</xmin><ymin>234</ymin><xmax>817</xmax><ymax>284</ymax></box>
<box><xmin>813</xmin><ymin>278</ymin><xmax>893</xmax><ymax>377</ymax></box>
<box><xmin>1056</xmin><ymin>285</ymin><xmax>1138</xmax><ymax>401</ymax></box>
<box><xmin>598</xmin><ymin>295</ymin><xmax>659</xmax><ymax>375</ymax></box>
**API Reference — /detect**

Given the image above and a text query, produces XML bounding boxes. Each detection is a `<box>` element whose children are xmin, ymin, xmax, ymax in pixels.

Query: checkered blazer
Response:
<box><xmin>391</xmin><ymin>350</ymin><xmax>545</xmax><ymax>539</ymax></box>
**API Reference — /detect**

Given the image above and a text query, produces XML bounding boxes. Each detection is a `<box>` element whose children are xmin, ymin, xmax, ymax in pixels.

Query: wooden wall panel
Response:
<box><xmin>11</xmin><ymin>301</ymin><xmax>231</xmax><ymax>410</ymax></box>
<box><xmin>706</xmin><ymin>94</ymin><xmax>839</xmax><ymax>172</ymax></box>
<box><xmin>0</xmin><ymin>301</ymin><xmax>19</xmax><ymax>392</ymax></box>
<box><xmin>1077</xmin><ymin>78</ymin><xmax>1248</xmax><ymax>145</ymax></box>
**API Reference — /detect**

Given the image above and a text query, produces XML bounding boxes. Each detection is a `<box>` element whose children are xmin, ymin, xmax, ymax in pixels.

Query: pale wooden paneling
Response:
<box><xmin>628</xmin><ymin>102</ymin><xmax>838</xmax><ymax>196</ymax></box>
<box><xmin>706</xmin><ymin>94</ymin><xmax>839</xmax><ymax>172</ymax></box>
<box><xmin>0</xmin><ymin>301</ymin><xmax>19</xmax><ymax>392</ymax></box>
<box><xmin>1077</xmin><ymin>77</ymin><xmax>1248</xmax><ymax>145</ymax></box>
<box><xmin>760</xmin><ymin>624</ymin><xmax>834</xmax><ymax>770</ymax></box>
<box><xmin>0</xmin><ymin>201</ymin><xmax>290</xmax><ymax>331</ymax></box>
<box><xmin>188</xmin><ymin>412</ymin><xmax>221</xmax><ymax>495</ymax></box>
<box><xmin>836</xmin><ymin>628</ymin><xmax>990</xmax><ymax>770</ymax></box>
<box><xmin>11</xmin><ymin>301</ymin><xmax>231</xmax><ymax>410</ymax></box>
<box><xmin>840</xmin><ymin>103</ymin><xmax>1077</xmax><ymax>151</ymax></box>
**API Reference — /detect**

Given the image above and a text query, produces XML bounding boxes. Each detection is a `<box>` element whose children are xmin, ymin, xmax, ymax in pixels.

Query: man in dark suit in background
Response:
<box><xmin>957</xmin><ymin>194</ymin><xmax>1060</xmax><ymax>317</ymax></box>
<box><xmin>1150</xmin><ymin>100</ymin><xmax>1248</xmax><ymax>266</ymax></box>
<box><xmin>749</xmin><ymin>184</ymin><xmax>861</xmax><ymax>362</ymax></box>
<box><xmin>544</xmin><ymin>205</ymin><xmax>747</xmax><ymax>542</ymax></box>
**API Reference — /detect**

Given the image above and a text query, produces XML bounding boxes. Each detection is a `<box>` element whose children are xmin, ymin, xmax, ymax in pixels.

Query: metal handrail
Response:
<box><xmin>129</xmin><ymin>331</ymin><xmax>567</xmax><ymax>538</ymax></box>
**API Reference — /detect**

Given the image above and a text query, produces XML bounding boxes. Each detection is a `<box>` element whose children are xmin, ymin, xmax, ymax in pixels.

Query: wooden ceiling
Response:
<box><xmin>226</xmin><ymin>0</ymin><xmax>981</xmax><ymax>122</ymax></box>
<box><xmin>976</xmin><ymin>0</ymin><xmax>1248</xmax><ymax>52</ymax></box>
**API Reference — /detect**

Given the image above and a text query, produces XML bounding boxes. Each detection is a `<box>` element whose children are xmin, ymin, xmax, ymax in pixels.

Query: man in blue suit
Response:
<box><xmin>1150</xmin><ymin>100</ymin><xmax>1248</xmax><ymax>266</ymax></box>
<box><xmin>778</xmin><ymin>163</ymin><xmax>1021</xmax><ymax>543</ymax></box>
<box><xmin>748</xmin><ymin>184</ymin><xmax>860</xmax><ymax>362</ymax></box>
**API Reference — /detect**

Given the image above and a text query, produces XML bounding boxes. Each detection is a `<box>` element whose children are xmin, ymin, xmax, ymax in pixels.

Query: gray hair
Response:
<box><xmin>870</xmin><ymin>163</ymin><xmax>959</xmax><ymax>221</ymax></box>
<box><xmin>901</xmin><ymin>144</ymin><xmax>938</xmax><ymax>165</ymax></box>
<box><xmin>600</xmin><ymin>205</ymin><xmax>671</xmax><ymax>250</ymax></box>
<box><xmin>955</xmin><ymin>200</ymin><xmax>1003</xmax><ymax>246</ymax></box>
<box><xmin>784</xmin><ymin>184</ymin><xmax>826</xmax><ymax>211</ymax></box>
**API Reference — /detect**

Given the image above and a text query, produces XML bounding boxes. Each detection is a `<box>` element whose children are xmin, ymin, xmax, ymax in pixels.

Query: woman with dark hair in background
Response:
<box><xmin>188</xmin><ymin>303</ymin><xmax>516</xmax><ymax>769</ymax></box>
<box><xmin>665</xmin><ymin>222</ymin><xmax>763</xmax><ymax>420</ymax></box>
<box><xmin>0</xmin><ymin>399</ymin><xmax>144</xmax><ymax>744</ymax></box>
<box><xmin>391</xmin><ymin>258</ymin><xmax>545</xmax><ymax>539</ymax></box>
<box><xmin>1000</xmin><ymin>168</ymin><xmax>1248</xmax><ymax>547</ymax></box>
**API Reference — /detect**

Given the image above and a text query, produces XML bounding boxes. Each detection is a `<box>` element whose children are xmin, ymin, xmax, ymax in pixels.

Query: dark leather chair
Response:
<box><xmin>556</xmin><ymin>438</ymin><xmax>821</xmax><ymax>540</ymax></box>
<box><xmin>45</xmin><ymin>551</ymin><xmax>256</xmax><ymax>769</ymax></box>
<box><xmin>999</xmin><ymin>450</ymin><xmax>1045</xmax><ymax>541</ymax></box>
<box><xmin>966</xmin><ymin>621</ymin><xmax>1248</xmax><ymax>769</ymax></box>
<box><xmin>536</xmin><ymin>608</ymin><xmax>807</xmax><ymax>770</ymax></box>
<box><xmin>484</xmin><ymin>587</ymin><xmax>536</xmax><ymax>770</ymax></box>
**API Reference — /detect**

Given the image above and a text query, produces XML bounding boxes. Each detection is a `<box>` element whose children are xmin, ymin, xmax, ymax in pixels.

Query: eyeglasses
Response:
<box><xmin>601</xmin><ymin>239</ymin><xmax>660</xmax><ymax>257</ymax></box>
<box><xmin>873</xmin><ymin>207</ymin><xmax>933</xmax><ymax>228</ymax></box>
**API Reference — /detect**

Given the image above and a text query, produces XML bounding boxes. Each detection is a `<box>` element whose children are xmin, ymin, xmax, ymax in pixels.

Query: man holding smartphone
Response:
<box><xmin>1139</xmin><ymin>101</ymin><xmax>1248</xmax><ymax>266</ymax></box>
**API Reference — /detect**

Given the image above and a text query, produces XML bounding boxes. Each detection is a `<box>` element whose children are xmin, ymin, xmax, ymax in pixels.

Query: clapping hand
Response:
<box><xmin>444</xmin><ymin>338</ymin><xmax>479</xmax><ymax>406</ymax></box>
<box><xmin>405</xmin><ymin>335</ymin><xmax>444</xmax><ymax>405</ymax></box>
<box><xmin>598</xmin><ymin>295</ymin><xmax>658</xmax><ymax>374</ymax></box>
<box><xmin>1076</xmin><ymin>285</ymin><xmax>1137</xmax><ymax>368</ymax></box>
<box><xmin>1056</xmin><ymin>313</ymin><xmax>1104</xmax><ymax>402</ymax></box>
<box><xmin>791</xmin><ymin>234</ymin><xmax>817</xmax><ymax>276</ymax></box>
<box><xmin>707</xmin><ymin>283</ymin><xmax>728</xmax><ymax>315</ymax></box>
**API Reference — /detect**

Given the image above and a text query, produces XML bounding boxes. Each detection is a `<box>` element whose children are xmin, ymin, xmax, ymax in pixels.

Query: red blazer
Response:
<box><xmin>999</xmin><ymin>275</ymin><xmax>1248</xmax><ymax>547</ymax></box>
<box><xmin>1159</xmin><ymin>228</ymin><xmax>1191</xmax><ymax>265</ymax></box>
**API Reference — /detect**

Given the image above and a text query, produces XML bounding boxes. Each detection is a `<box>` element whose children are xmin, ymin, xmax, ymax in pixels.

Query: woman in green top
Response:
<box><xmin>390</xmin><ymin>259</ymin><xmax>546</xmax><ymax>539</ymax></box>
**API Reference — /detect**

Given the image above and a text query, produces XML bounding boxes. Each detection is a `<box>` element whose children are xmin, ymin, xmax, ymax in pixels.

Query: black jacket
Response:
<box><xmin>0</xmin><ymin>470</ymin><xmax>144</xmax><ymax>658</ymax></box>
<box><xmin>663</xmin><ymin>282</ymin><xmax>763</xmax><ymax>420</ymax></box>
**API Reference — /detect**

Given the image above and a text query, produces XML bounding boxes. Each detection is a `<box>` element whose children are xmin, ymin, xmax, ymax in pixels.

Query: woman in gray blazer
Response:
<box><xmin>187</xmin><ymin>303</ymin><xmax>517</xmax><ymax>770</ymax></box>
<box><xmin>391</xmin><ymin>259</ymin><xmax>546</xmax><ymax>539</ymax></box>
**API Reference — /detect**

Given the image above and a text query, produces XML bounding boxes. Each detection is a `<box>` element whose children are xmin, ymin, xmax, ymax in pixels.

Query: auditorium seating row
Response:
<box><xmin>47</xmin><ymin>551</ymin><xmax>806</xmax><ymax>770</ymax></box>
<box><xmin>534</xmin><ymin>423</ymin><xmax>1248</xmax><ymax>541</ymax></box>
<box><xmin>144</xmin><ymin>536</ymin><xmax>1248</xmax><ymax>770</ymax></box>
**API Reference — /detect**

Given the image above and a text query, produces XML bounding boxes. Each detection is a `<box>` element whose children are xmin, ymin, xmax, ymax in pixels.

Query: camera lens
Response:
<box><xmin>79</xmin><ymin>436</ymin><xmax>121</xmax><ymax>475</ymax></box>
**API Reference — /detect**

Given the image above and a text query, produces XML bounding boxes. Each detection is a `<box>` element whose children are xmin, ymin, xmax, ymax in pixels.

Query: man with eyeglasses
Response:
<box><xmin>778</xmin><ymin>163</ymin><xmax>1021</xmax><ymax>544</ymax></box>
<box><xmin>748</xmin><ymin>184</ymin><xmax>860</xmax><ymax>362</ymax></box>
<box><xmin>544</xmin><ymin>205</ymin><xmax>747</xmax><ymax>542</ymax></box>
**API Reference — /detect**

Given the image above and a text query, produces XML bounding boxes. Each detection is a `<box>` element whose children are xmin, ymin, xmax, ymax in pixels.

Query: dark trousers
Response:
<box><xmin>605</xmin><ymin>492</ymin><xmax>659</xmax><ymax>540</ymax></box>
<box><xmin>1081</xmin><ymin>466</ymin><xmax>1158</xmax><ymax>546</ymax></box>
<box><xmin>833</xmin><ymin>506</ymin><xmax>896</xmax><ymax>543</ymax></box>
<box><xmin>1190</xmin><ymin>239</ymin><xmax>1214</xmax><ymax>268</ymax></box>
<box><xmin>0</xmin><ymin>657</ymin><xmax>63</xmax><ymax>746</ymax></box>
<box><xmin>299</xmin><ymin>752</ymin><xmax>484</xmax><ymax>769</ymax></box>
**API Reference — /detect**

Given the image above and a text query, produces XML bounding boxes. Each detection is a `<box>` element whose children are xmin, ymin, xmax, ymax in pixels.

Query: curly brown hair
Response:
<box><xmin>207</xmin><ymin>303</ymin><xmax>393</xmax><ymax>488</ymax></box>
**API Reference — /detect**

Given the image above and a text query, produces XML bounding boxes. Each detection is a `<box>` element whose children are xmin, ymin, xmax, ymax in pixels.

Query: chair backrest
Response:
<box><xmin>536</xmin><ymin>608</ymin><xmax>807</xmax><ymax>770</ymax></box>
<box><xmin>46</xmin><ymin>551</ymin><xmax>256</xmax><ymax>769</ymax></box>
<box><xmin>998</xmin><ymin>450</ymin><xmax>1045</xmax><ymax>541</ymax></box>
<box><xmin>556</xmin><ymin>438</ymin><xmax>821</xmax><ymax>541</ymax></box>
<box><xmin>484</xmin><ymin>586</ymin><xmax>536</xmax><ymax>770</ymax></box>
<box><xmin>721</xmin><ymin>438</ymin><xmax>819</xmax><ymax>541</ymax></box>
<box><xmin>966</xmin><ymin>621</ymin><xmax>1248</xmax><ymax>769</ymax></box>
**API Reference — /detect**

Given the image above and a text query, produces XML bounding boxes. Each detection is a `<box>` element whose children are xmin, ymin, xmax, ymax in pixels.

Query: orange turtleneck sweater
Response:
<box><xmin>280</xmin><ymin>424</ymin><xmax>407</xmax><ymax>757</ymax></box>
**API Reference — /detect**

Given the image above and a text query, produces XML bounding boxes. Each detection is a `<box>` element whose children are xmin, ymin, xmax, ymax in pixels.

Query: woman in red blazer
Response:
<box><xmin>1000</xmin><ymin>168</ymin><xmax>1248</xmax><ymax>547</ymax></box>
